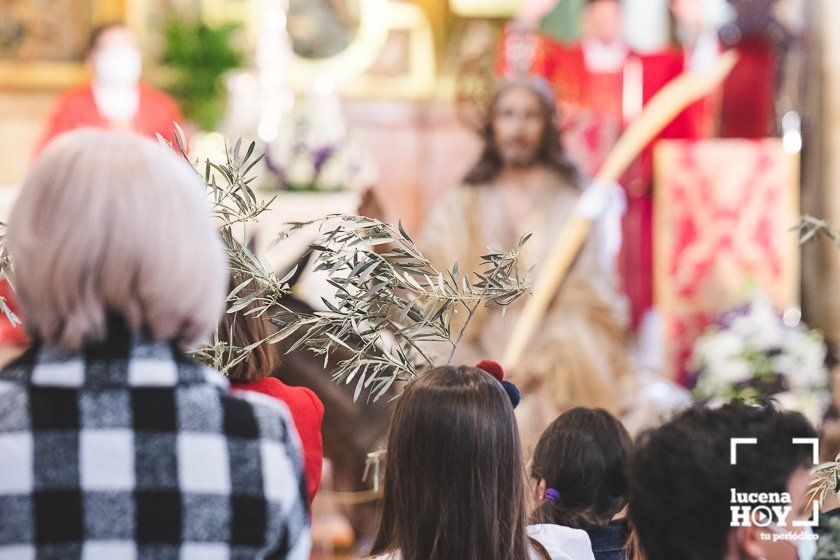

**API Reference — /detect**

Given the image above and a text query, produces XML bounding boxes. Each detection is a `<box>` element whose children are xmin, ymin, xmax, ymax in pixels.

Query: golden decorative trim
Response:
<box><xmin>0</xmin><ymin>0</ymin><xmax>125</xmax><ymax>89</ymax></box>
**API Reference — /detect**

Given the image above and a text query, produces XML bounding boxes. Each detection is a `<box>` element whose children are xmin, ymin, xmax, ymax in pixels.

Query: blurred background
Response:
<box><xmin>3</xmin><ymin>0</ymin><xmax>840</xmax><ymax>556</ymax></box>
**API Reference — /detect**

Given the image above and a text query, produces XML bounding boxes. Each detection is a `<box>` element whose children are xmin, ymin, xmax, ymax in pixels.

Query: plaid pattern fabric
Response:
<box><xmin>0</xmin><ymin>323</ymin><xmax>310</xmax><ymax>560</ymax></box>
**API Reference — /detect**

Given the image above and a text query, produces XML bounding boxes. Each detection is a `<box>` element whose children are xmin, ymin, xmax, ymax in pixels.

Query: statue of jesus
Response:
<box><xmin>419</xmin><ymin>78</ymin><xmax>633</xmax><ymax>447</ymax></box>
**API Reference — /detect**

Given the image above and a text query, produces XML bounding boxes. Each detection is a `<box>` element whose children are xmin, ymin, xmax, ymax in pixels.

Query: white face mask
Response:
<box><xmin>94</xmin><ymin>45</ymin><xmax>142</xmax><ymax>87</ymax></box>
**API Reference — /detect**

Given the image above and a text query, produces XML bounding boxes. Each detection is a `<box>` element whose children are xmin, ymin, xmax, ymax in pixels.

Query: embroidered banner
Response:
<box><xmin>654</xmin><ymin>138</ymin><xmax>800</xmax><ymax>383</ymax></box>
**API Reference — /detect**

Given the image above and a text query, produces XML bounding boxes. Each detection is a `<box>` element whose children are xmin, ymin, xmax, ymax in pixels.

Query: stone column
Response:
<box><xmin>801</xmin><ymin>0</ymin><xmax>840</xmax><ymax>346</ymax></box>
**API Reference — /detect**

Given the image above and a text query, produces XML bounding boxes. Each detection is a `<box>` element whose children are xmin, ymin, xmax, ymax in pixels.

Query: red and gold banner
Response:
<box><xmin>654</xmin><ymin>138</ymin><xmax>800</xmax><ymax>382</ymax></box>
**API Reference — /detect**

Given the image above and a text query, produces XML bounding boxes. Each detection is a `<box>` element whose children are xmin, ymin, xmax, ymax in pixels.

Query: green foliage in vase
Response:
<box><xmin>159</xmin><ymin>17</ymin><xmax>243</xmax><ymax>131</ymax></box>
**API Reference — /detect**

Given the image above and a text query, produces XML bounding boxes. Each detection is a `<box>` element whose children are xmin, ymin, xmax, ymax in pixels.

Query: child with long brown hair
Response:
<box><xmin>370</xmin><ymin>362</ymin><xmax>587</xmax><ymax>560</ymax></box>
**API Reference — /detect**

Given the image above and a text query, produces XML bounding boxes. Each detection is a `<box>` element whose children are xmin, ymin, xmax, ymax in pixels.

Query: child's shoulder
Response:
<box><xmin>237</xmin><ymin>377</ymin><xmax>324</xmax><ymax>417</ymax></box>
<box><xmin>370</xmin><ymin>553</ymin><xmax>400</xmax><ymax>560</ymax></box>
<box><xmin>282</xmin><ymin>381</ymin><xmax>324</xmax><ymax>420</ymax></box>
<box><xmin>528</xmin><ymin>524</ymin><xmax>596</xmax><ymax>560</ymax></box>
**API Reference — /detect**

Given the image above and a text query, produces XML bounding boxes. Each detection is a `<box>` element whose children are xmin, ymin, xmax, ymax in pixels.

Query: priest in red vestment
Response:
<box><xmin>670</xmin><ymin>0</ymin><xmax>781</xmax><ymax>140</ymax></box>
<box><xmin>35</xmin><ymin>23</ymin><xmax>184</xmax><ymax>155</ymax></box>
<box><xmin>499</xmin><ymin>0</ymin><xmax>694</xmax><ymax>329</ymax></box>
<box><xmin>669</xmin><ymin>0</ymin><xmax>725</xmax><ymax>139</ymax></box>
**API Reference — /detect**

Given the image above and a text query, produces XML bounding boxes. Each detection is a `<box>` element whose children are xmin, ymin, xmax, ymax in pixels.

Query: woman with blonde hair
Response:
<box><xmin>0</xmin><ymin>129</ymin><xmax>310</xmax><ymax>559</ymax></box>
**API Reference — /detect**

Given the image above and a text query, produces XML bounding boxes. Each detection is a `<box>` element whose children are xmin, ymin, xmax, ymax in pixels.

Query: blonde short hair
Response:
<box><xmin>7</xmin><ymin>129</ymin><xmax>228</xmax><ymax>350</ymax></box>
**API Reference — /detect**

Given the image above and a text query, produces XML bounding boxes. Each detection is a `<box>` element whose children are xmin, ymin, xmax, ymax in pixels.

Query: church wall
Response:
<box><xmin>0</xmin><ymin>92</ymin><xmax>57</xmax><ymax>185</ymax></box>
<box><xmin>0</xmin><ymin>91</ymin><xmax>478</xmax><ymax>234</ymax></box>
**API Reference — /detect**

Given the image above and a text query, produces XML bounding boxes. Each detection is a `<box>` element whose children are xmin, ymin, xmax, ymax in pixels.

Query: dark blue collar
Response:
<box><xmin>583</xmin><ymin>520</ymin><xmax>629</xmax><ymax>552</ymax></box>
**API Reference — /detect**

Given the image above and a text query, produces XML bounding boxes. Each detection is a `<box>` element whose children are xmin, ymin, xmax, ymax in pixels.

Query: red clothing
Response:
<box><xmin>0</xmin><ymin>281</ymin><xmax>26</xmax><ymax>348</ymax></box>
<box><xmin>35</xmin><ymin>82</ymin><xmax>184</xmax><ymax>156</ymax></box>
<box><xmin>233</xmin><ymin>377</ymin><xmax>324</xmax><ymax>506</ymax></box>
<box><xmin>721</xmin><ymin>37</ymin><xmax>776</xmax><ymax>138</ymax></box>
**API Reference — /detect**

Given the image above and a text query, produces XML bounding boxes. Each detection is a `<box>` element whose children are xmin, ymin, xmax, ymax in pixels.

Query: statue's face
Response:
<box><xmin>583</xmin><ymin>0</ymin><xmax>624</xmax><ymax>45</ymax></box>
<box><xmin>491</xmin><ymin>86</ymin><xmax>545</xmax><ymax>169</ymax></box>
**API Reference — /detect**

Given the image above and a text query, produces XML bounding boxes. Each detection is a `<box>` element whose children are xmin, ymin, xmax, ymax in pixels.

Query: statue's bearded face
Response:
<box><xmin>491</xmin><ymin>86</ymin><xmax>546</xmax><ymax>169</ymax></box>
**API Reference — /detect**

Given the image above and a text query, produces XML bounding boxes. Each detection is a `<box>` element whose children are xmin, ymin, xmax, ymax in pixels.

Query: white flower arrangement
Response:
<box><xmin>690</xmin><ymin>292</ymin><xmax>829</xmax><ymax>424</ymax></box>
<box><xmin>265</xmin><ymin>96</ymin><xmax>377</xmax><ymax>193</ymax></box>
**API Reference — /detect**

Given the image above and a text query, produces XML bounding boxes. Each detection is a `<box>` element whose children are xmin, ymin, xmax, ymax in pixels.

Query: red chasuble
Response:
<box><xmin>720</xmin><ymin>37</ymin><xmax>776</xmax><ymax>138</ymax></box>
<box><xmin>34</xmin><ymin>82</ymin><xmax>185</xmax><ymax>156</ymax></box>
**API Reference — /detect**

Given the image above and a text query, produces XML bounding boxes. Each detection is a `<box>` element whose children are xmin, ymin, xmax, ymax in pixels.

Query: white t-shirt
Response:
<box><xmin>371</xmin><ymin>525</ymin><xmax>595</xmax><ymax>560</ymax></box>
<box><xmin>371</xmin><ymin>550</ymin><xmax>566</xmax><ymax>560</ymax></box>
<box><xmin>528</xmin><ymin>524</ymin><xmax>597</xmax><ymax>560</ymax></box>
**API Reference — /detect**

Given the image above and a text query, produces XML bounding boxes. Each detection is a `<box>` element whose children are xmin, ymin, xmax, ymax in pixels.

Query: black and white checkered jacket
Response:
<box><xmin>0</xmin><ymin>323</ymin><xmax>311</xmax><ymax>560</ymax></box>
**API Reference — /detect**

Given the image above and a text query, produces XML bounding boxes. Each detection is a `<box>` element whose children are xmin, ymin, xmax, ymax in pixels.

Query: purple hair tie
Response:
<box><xmin>544</xmin><ymin>488</ymin><xmax>561</xmax><ymax>502</ymax></box>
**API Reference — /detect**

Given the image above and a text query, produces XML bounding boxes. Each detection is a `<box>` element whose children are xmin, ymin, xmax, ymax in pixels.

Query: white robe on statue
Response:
<box><xmin>419</xmin><ymin>167</ymin><xmax>633</xmax><ymax>449</ymax></box>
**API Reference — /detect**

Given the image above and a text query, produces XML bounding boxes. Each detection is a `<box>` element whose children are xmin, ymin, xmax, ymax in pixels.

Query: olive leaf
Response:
<box><xmin>271</xmin><ymin>215</ymin><xmax>531</xmax><ymax>401</ymax></box>
<box><xmin>0</xmin><ymin>130</ymin><xmax>531</xmax><ymax>404</ymax></box>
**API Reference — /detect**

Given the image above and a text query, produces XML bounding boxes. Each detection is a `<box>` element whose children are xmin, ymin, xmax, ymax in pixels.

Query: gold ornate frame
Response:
<box><xmin>235</xmin><ymin>0</ymin><xmax>436</xmax><ymax>98</ymax></box>
<box><xmin>131</xmin><ymin>0</ymin><xmax>435</xmax><ymax>99</ymax></box>
<box><xmin>287</xmin><ymin>0</ymin><xmax>436</xmax><ymax>98</ymax></box>
<box><xmin>0</xmin><ymin>0</ymin><xmax>125</xmax><ymax>89</ymax></box>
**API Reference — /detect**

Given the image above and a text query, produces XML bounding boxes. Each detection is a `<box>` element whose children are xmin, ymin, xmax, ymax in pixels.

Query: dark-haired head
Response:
<box><xmin>463</xmin><ymin>78</ymin><xmax>580</xmax><ymax>187</ymax></box>
<box><xmin>372</xmin><ymin>365</ymin><xmax>541</xmax><ymax>560</ymax></box>
<box><xmin>530</xmin><ymin>407</ymin><xmax>632</xmax><ymax>528</ymax></box>
<box><xmin>629</xmin><ymin>400</ymin><xmax>817</xmax><ymax>560</ymax></box>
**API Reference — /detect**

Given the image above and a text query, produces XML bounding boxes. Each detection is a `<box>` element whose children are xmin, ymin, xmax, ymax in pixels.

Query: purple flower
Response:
<box><xmin>684</xmin><ymin>368</ymin><xmax>702</xmax><ymax>390</ymax></box>
<box><xmin>713</xmin><ymin>302</ymin><xmax>752</xmax><ymax>328</ymax></box>
<box><xmin>264</xmin><ymin>148</ymin><xmax>286</xmax><ymax>183</ymax></box>
<box><xmin>313</xmin><ymin>145</ymin><xmax>335</xmax><ymax>174</ymax></box>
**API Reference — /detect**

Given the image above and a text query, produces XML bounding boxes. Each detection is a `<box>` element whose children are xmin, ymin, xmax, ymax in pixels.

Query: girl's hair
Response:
<box><xmin>530</xmin><ymin>407</ymin><xmax>632</xmax><ymax>528</ymax></box>
<box><xmin>462</xmin><ymin>77</ymin><xmax>580</xmax><ymax>187</ymax></box>
<box><xmin>372</xmin><ymin>365</ymin><xmax>546</xmax><ymax>560</ymax></box>
<box><xmin>216</xmin><ymin>274</ymin><xmax>278</xmax><ymax>383</ymax></box>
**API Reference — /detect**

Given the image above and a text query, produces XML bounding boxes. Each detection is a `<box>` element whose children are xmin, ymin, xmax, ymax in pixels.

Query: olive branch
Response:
<box><xmin>797</xmin><ymin>215</ymin><xmax>840</xmax><ymax>247</ymax></box>
<box><xmin>0</xmin><ymin>127</ymin><xmax>531</xmax><ymax>402</ymax></box>
<box><xmin>169</xmin><ymin>127</ymin><xmax>530</xmax><ymax>401</ymax></box>
<box><xmin>156</xmin><ymin>127</ymin><xmax>297</xmax><ymax>377</ymax></box>
<box><xmin>271</xmin><ymin>216</ymin><xmax>531</xmax><ymax>401</ymax></box>
<box><xmin>0</xmin><ymin>223</ymin><xmax>20</xmax><ymax>329</ymax></box>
